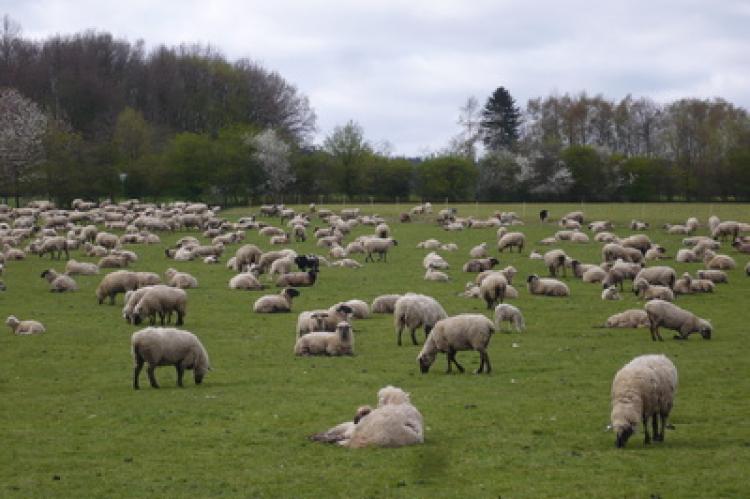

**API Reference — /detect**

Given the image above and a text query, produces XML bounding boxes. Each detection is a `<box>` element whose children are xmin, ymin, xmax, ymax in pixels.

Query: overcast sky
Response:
<box><xmin>4</xmin><ymin>0</ymin><xmax>749</xmax><ymax>155</ymax></box>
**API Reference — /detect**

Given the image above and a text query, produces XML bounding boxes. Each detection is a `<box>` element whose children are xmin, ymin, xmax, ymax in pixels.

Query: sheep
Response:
<box><xmin>340</xmin><ymin>299</ymin><xmax>369</xmax><ymax>319</ymax></box>
<box><xmin>529</xmin><ymin>250</ymin><xmax>543</xmax><ymax>260</ymax></box>
<box><xmin>132</xmin><ymin>286</ymin><xmax>188</xmax><ymax>326</ymax></box>
<box><xmin>229</xmin><ymin>272</ymin><xmax>264</xmax><ymax>290</ymax></box>
<box><xmin>588</xmin><ymin>220</ymin><xmax>613</xmax><ymax>233</ymax></box>
<box><xmin>633</xmin><ymin>278</ymin><xmax>674</xmax><ymax>302</ymax></box>
<box><xmin>294</xmin><ymin>254</ymin><xmax>321</xmax><ymax>272</ymax></box>
<box><xmin>704</xmin><ymin>251</ymin><xmax>736</xmax><ymax>270</ymax></box>
<box><xmin>296</xmin><ymin>304</ymin><xmax>353</xmax><ymax>336</ymax></box>
<box><xmin>611</xmin><ymin>354</ymin><xmax>678</xmax><ymax>448</ymax></box>
<box><xmin>371</xmin><ymin>294</ymin><xmax>402</xmax><ymax>314</ymax></box>
<box><xmin>96</xmin><ymin>270</ymin><xmax>140</xmax><ymax>305</ymax></box>
<box><xmin>604</xmin><ymin>309</ymin><xmax>651</xmax><ymax>328</ymax></box>
<box><xmin>440</xmin><ymin>242</ymin><xmax>458</xmax><ymax>251</ymax></box>
<box><xmin>527</xmin><ymin>274</ymin><xmax>570</xmax><ymax>297</ymax></box>
<box><xmin>276</xmin><ymin>270</ymin><xmax>317</xmax><ymax>287</ymax></box>
<box><xmin>258</xmin><ymin>250</ymin><xmax>296</xmax><ymax>273</ymax></box>
<box><xmin>480</xmin><ymin>272</ymin><xmax>507</xmax><ymax>309</ymax></box>
<box><xmin>462</xmin><ymin>257</ymin><xmax>499</xmax><ymax>273</ymax></box>
<box><xmin>621</xmin><ymin>234</ymin><xmax>652</xmax><ymax>254</ymax></box>
<box><xmin>253</xmin><ymin>288</ymin><xmax>300</xmax><ymax>313</ymax></box>
<box><xmin>417</xmin><ymin>314</ymin><xmax>495</xmax><ymax>374</ymax></box>
<box><xmin>363</xmin><ymin>237</ymin><xmax>398</xmax><ymax>263</ymax></box>
<box><xmin>375</xmin><ymin>223</ymin><xmax>390</xmax><ymax>238</ymax></box>
<box><xmin>6</xmin><ymin>315</ymin><xmax>45</xmax><ymax>335</ymax></box>
<box><xmin>294</xmin><ymin>321</ymin><xmax>354</xmax><ymax>356</ymax></box>
<box><xmin>633</xmin><ymin>266</ymin><xmax>677</xmax><ymax>289</ymax></box>
<box><xmin>493</xmin><ymin>304</ymin><xmax>525</xmax><ymax>332</ymax></box>
<box><xmin>131</xmin><ymin>327</ymin><xmax>210</xmax><ymax>389</ymax></box>
<box><xmin>675</xmin><ymin>248</ymin><xmax>699</xmax><ymax>263</ymax></box>
<box><xmin>234</xmin><ymin>244</ymin><xmax>263</xmax><ymax>270</ymax></box>
<box><xmin>570</xmin><ymin>231</ymin><xmax>590</xmax><ymax>243</ymax></box>
<box><xmin>603</xmin><ymin>243</ymin><xmax>643</xmax><ymax>263</ymax></box>
<box><xmin>423</xmin><ymin>251</ymin><xmax>449</xmax><ymax>270</ymax></box>
<box><xmin>393</xmin><ymin>293</ymin><xmax>448</xmax><ymax>346</ymax></box>
<box><xmin>496</xmin><ymin>231</ymin><xmax>525</xmax><ymax>253</ymax></box>
<box><xmin>644</xmin><ymin>299</ymin><xmax>712</xmax><ymax>341</ymax></box>
<box><xmin>689</xmin><ymin>277</ymin><xmax>715</xmax><ymax>294</ymax></box>
<box><xmin>98</xmin><ymin>254</ymin><xmax>128</xmax><ymax>269</ymax></box>
<box><xmin>95</xmin><ymin>232</ymin><xmax>119</xmax><ymax>249</ymax></box>
<box><xmin>644</xmin><ymin>245</ymin><xmax>668</xmax><ymax>261</ymax></box>
<box><xmin>602</xmin><ymin>285</ymin><xmax>622</xmax><ymax>301</ymax></box>
<box><xmin>309</xmin><ymin>405</ymin><xmax>373</xmax><ymax>444</ymax></box>
<box><xmin>685</xmin><ymin>217</ymin><xmax>699</xmax><ymax>232</ymax></box>
<box><xmin>331</xmin><ymin>259</ymin><xmax>362</xmax><ymax>269</ymax></box>
<box><xmin>29</xmin><ymin>236</ymin><xmax>69</xmax><ymax>260</ymax></box>
<box><xmin>64</xmin><ymin>259</ymin><xmax>99</xmax><ymax>275</ymax></box>
<box><xmin>543</xmin><ymin>249</ymin><xmax>568</xmax><ymax>277</ymax></box>
<box><xmin>417</xmin><ymin>239</ymin><xmax>441</xmax><ymax>249</ymax></box>
<box><xmin>123</xmin><ymin>286</ymin><xmax>160</xmax><ymax>324</ymax></box>
<box><xmin>424</xmin><ymin>266</ymin><xmax>450</xmax><ymax>282</ymax></box>
<box><xmin>164</xmin><ymin>268</ymin><xmax>198</xmax><ymax>289</ymax></box>
<box><xmin>469</xmin><ymin>242</ymin><xmax>488</xmax><ymax>258</ymax></box>
<box><xmin>136</xmin><ymin>272</ymin><xmax>162</xmax><ymax>287</ymax></box>
<box><xmin>696</xmin><ymin>270</ymin><xmax>728</xmax><ymax>284</ymax></box>
<box><xmin>672</xmin><ymin>273</ymin><xmax>692</xmax><ymax>295</ymax></box>
<box><xmin>630</xmin><ymin>220</ymin><xmax>649</xmax><ymax>231</ymax></box>
<box><xmin>269</xmin><ymin>255</ymin><xmax>295</xmax><ymax>277</ymax></box>
<box><xmin>711</xmin><ymin>221</ymin><xmax>740</xmax><ymax>241</ymax></box>
<box><xmin>40</xmin><ymin>268</ymin><xmax>78</xmax><ymax>292</ymax></box>
<box><xmin>731</xmin><ymin>239</ymin><xmax>750</xmax><ymax>253</ymax></box>
<box><xmin>595</xmin><ymin>232</ymin><xmax>620</xmax><ymax>243</ymax></box>
<box><xmin>563</xmin><ymin>211</ymin><xmax>584</xmax><ymax>224</ymax></box>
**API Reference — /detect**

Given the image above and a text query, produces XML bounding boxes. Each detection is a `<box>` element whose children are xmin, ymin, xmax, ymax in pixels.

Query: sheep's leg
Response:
<box><xmin>396</xmin><ymin>325</ymin><xmax>403</xmax><ymax>346</ymax></box>
<box><xmin>176</xmin><ymin>311</ymin><xmax>184</xmax><ymax>326</ymax></box>
<box><xmin>175</xmin><ymin>361</ymin><xmax>185</xmax><ymax>388</ymax></box>
<box><xmin>109</xmin><ymin>294</ymin><xmax>116</xmax><ymax>305</ymax></box>
<box><xmin>133</xmin><ymin>359</ymin><xmax>144</xmax><ymax>389</ymax></box>
<box><xmin>445</xmin><ymin>351</ymin><xmax>453</xmax><ymax>373</ymax></box>
<box><xmin>652</xmin><ymin>414</ymin><xmax>661</xmax><ymax>442</ymax></box>
<box><xmin>642</xmin><ymin>415</ymin><xmax>651</xmax><ymax>445</ymax></box>
<box><xmin>452</xmin><ymin>352</ymin><xmax>465</xmax><ymax>373</ymax></box>
<box><xmin>477</xmin><ymin>349</ymin><xmax>491</xmax><ymax>374</ymax></box>
<box><xmin>410</xmin><ymin>328</ymin><xmax>418</xmax><ymax>346</ymax></box>
<box><xmin>147</xmin><ymin>364</ymin><xmax>160</xmax><ymax>388</ymax></box>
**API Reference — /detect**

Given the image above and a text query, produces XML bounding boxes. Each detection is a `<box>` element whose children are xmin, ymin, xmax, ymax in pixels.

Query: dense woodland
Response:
<box><xmin>1</xmin><ymin>17</ymin><xmax>749</xmax><ymax>206</ymax></box>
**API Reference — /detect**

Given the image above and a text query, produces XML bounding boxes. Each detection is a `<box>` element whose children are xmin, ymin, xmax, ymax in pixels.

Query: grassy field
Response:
<box><xmin>2</xmin><ymin>202</ymin><xmax>750</xmax><ymax>498</ymax></box>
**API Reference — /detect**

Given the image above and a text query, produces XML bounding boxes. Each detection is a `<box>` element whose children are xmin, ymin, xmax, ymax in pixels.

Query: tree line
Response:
<box><xmin>1</xmin><ymin>16</ymin><xmax>748</xmax><ymax>206</ymax></box>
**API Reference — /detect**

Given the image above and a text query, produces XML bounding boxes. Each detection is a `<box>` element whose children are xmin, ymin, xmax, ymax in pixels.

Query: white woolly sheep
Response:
<box><xmin>527</xmin><ymin>274</ymin><xmax>570</xmax><ymax>297</ymax></box>
<box><xmin>331</xmin><ymin>258</ymin><xmax>362</xmax><ymax>269</ymax></box>
<box><xmin>440</xmin><ymin>243</ymin><xmax>458</xmax><ymax>251</ymax></box>
<box><xmin>96</xmin><ymin>270</ymin><xmax>140</xmax><ymax>305</ymax></box>
<box><xmin>276</xmin><ymin>270</ymin><xmax>318</xmax><ymax>287</ymax></box>
<box><xmin>296</xmin><ymin>304</ymin><xmax>354</xmax><ymax>337</ymax></box>
<box><xmin>704</xmin><ymin>251</ymin><xmax>736</xmax><ymax>270</ymax></box>
<box><xmin>234</xmin><ymin>244</ymin><xmax>263</xmax><ymax>270</ymax></box>
<box><xmin>6</xmin><ymin>315</ymin><xmax>45</xmax><ymax>335</ymax></box>
<box><xmin>131</xmin><ymin>327</ymin><xmax>210</xmax><ymax>389</ymax></box>
<box><xmin>493</xmin><ymin>304</ymin><xmax>525</xmax><ymax>332</ymax></box>
<box><xmin>132</xmin><ymin>286</ymin><xmax>188</xmax><ymax>326</ymax></box>
<box><xmin>644</xmin><ymin>245</ymin><xmax>668</xmax><ymax>261</ymax></box>
<box><xmin>634</xmin><ymin>266</ymin><xmax>677</xmax><ymax>289</ymax></box>
<box><xmin>123</xmin><ymin>286</ymin><xmax>161</xmax><ymax>324</ymax></box>
<box><xmin>422</xmin><ymin>251</ymin><xmax>449</xmax><ymax>270</ymax></box>
<box><xmin>611</xmin><ymin>354</ymin><xmax>677</xmax><ymax>448</ymax></box>
<box><xmin>417</xmin><ymin>239</ymin><xmax>441</xmax><ymax>249</ymax></box>
<box><xmin>393</xmin><ymin>293</ymin><xmax>448</xmax><ymax>346</ymax></box>
<box><xmin>689</xmin><ymin>278</ymin><xmax>715</xmax><ymax>294</ymax></box>
<box><xmin>424</xmin><ymin>266</ymin><xmax>450</xmax><ymax>282</ymax></box>
<box><xmin>497</xmin><ymin>232</ymin><xmax>525</xmax><ymax>253</ymax></box>
<box><xmin>644</xmin><ymin>299</ymin><xmax>712</xmax><ymax>341</ymax></box>
<box><xmin>543</xmin><ymin>249</ymin><xmax>568</xmax><ymax>277</ymax></box>
<box><xmin>98</xmin><ymin>254</ymin><xmax>128</xmax><ymax>268</ymax></box>
<box><xmin>480</xmin><ymin>272</ymin><xmax>507</xmax><ymax>309</ymax></box>
<box><xmin>294</xmin><ymin>321</ymin><xmax>354</xmax><ymax>356</ymax></box>
<box><xmin>633</xmin><ymin>278</ymin><xmax>674</xmax><ymax>302</ymax></box>
<box><xmin>269</xmin><ymin>256</ymin><xmax>295</xmax><ymax>277</ymax></box>
<box><xmin>371</xmin><ymin>294</ymin><xmax>402</xmax><ymax>314</ymax></box>
<box><xmin>696</xmin><ymin>269</ymin><xmax>728</xmax><ymax>284</ymax></box>
<box><xmin>602</xmin><ymin>285</ymin><xmax>622</xmax><ymax>301</ymax></box>
<box><xmin>469</xmin><ymin>242</ymin><xmax>488</xmax><ymax>258</ymax></box>
<box><xmin>229</xmin><ymin>272</ymin><xmax>264</xmax><ymax>290</ymax></box>
<box><xmin>363</xmin><ymin>237</ymin><xmax>398</xmax><ymax>263</ymax></box>
<box><xmin>604</xmin><ymin>309</ymin><xmax>650</xmax><ymax>328</ymax></box>
<box><xmin>40</xmin><ymin>268</ymin><xmax>78</xmax><ymax>292</ymax></box>
<box><xmin>164</xmin><ymin>268</ymin><xmax>198</xmax><ymax>289</ymax></box>
<box><xmin>64</xmin><ymin>259</ymin><xmax>99</xmax><ymax>275</ymax></box>
<box><xmin>136</xmin><ymin>272</ymin><xmax>162</xmax><ymax>287</ymax></box>
<box><xmin>417</xmin><ymin>314</ymin><xmax>495</xmax><ymax>374</ymax></box>
<box><xmin>462</xmin><ymin>257</ymin><xmax>499</xmax><ymax>273</ymax></box>
<box><xmin>253</xmin><ymin>288</ymin><xmax>300</xmax><ymax>313</ymax></box>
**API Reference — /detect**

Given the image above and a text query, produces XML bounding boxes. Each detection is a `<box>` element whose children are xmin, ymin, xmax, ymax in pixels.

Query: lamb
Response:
<box><xmin>95</xmin><ymin>270</ymin><xmax>140</xmax><ymax>305</ymax></box>
<box><xmin>393</xmin><ymin>293</ymin><xmax>448</xmax><ymax>346</ymax></box>
<box><xmin>276</xmin><ymin>270</ymin><xmax>317</xmax><ymax>287</ymax></box>
<box><xmin>480</xmin><ymin>272</ymin><xmax>507</xmax><ymax>309</ymax></box>
<box><xmin>462</xmin><ymin>257</ymin><xmax>499</xmax><ymax>273</ymax></box>
<box><xmin>633</xmin><ymin>278</ymin><xmax>674</xmax><ymax>302</ymax></box>
<box><xmin>469</xmin><ymin>242</ymin><xmax>488</xmax><ymax>258</ymax></box>
<box><xmin>229</xmin><ymin>272</ymin><xmax>264</xmax><ymax>290</ymax></box>
<box><xmin>40</xmin><ymin>268</ymin><xmax>78</xmax><ymax>292</ymax></box>
<box><xmin>64</xmin><ymin>259</ymin><xmax>99</xmax><ymax>275</ymax></box>
<box><xmin>164</xmin><ymin>268</ymin><xmax>198</xmax><ymax>289</ymax></box>
<box><xmin>371</xmin><ymin>294</ymin><xmax>402</xmax><ymax>314</ymax></box>
<box><xmin>602</xmin><ymin>285</ymin><xmax>622</xmax><ymax>301</ymax></box>
<box><xmin>644</xmin><ymin>299</ymin><xmax>712</xmax><ymax>341</ymax></box>
<box><xmin>604</xmin><ymin>309</ymin><xmax>650</xmax><ymax>328</ymax></box>
<box><xmin>633</xmin><ymin>266</ymin><xmax>677</xmax><ymax>289</ymax></box>
<box><xmin>6</xmin><ymin>315</ymin><xmax>45</xmax><ymax>335</ymax></box>
<box><xmin>363</xmin><ymin>237</ymin><xmax>398</xmax><ymax>263</ymax></box>
<box><xmin>417</xmin><ymin>314</ymin><xmax>495</xmax><ymax>374</ymax></box>
<box><xmin>131</xmin><ymin>327</ymin><xmax>210</xmax><ymax>389</ymax></box>
<box><xmin>493</xmin><ymin>304</ymin><xmax>525</xmax><ymax>332</ymax></box>
<box><xmin>424</xmin><ymin>266</ymin><xmax>450</xmax><ymax>282</ymax></box>
<box><xmin>527</xmin><ymin>274</ymin><xmax>570</xmax><ymax>297</ymax></box>
<box><xmin>543</xmin><ymin>249</ymin><xmax>568</xmax><ymax>277</ymax></box>
<box><xmin>294</xmin><ymin>321</ymin><xmax>354</xmax><ymax>356</ymax></box>
<box><xmin>132</xmin><ymin>286</ymin><xmax>188</xmax><ymax>326</ymax></box>
<box><xmin>696</xmin><ymin>269</ymin><xmax>728</xmax><ymax>284</ymax></box>
<box><xmin>611</xmin><ymin>354</ymin><xmax>678</xmax><ymax>448</ymax></box>
<box><xmin>253</xmin><ymin>288</ymin><xmax>300</xmax><ymax>313</ymax></box>
<box><xmin>497</xmin><ymin>232</ymin><xmax>525</xmax><ymax>253</ymax></box>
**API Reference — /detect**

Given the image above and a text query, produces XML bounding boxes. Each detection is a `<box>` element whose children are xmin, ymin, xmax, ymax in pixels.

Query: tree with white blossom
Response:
<box><xmin>247</xmin><ymin>128</ymin><xmax>293</xmax><ymax>202</ymax></box>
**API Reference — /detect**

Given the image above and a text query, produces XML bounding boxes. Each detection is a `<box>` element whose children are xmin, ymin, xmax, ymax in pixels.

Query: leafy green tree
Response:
<box><xmin>416</xmin><ymin>156</ymin><xmax>477</xmax><ymax>201</ymax></box>
<box><xmin>163</xmin><ymin>132</ymin><xmax>216</xmax><ymax>200</ymax></box>
<box><xmin>481</xmin><ymin>86</ymin><xmax>521</xmax><ymax>152</ymax></box>
<box><xmin>323</xmin><ymin>120</ymin><xmax>372</xmax><ymax>197</ymax></box>
<box><xmin>477</xmin><ymin>151</ymin><xmax>522</xmax><ymax>201</ymax></box>
<box><xmin>560</xmin><ymin>145</ymin><xmax>614</xmax><ymax>201</ymax></box>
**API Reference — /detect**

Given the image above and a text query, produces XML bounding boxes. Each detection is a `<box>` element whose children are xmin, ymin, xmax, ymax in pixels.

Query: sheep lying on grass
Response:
<box><xmin>527</xmin><ymin>274</ymin><xmax>570</xmax><ymax>297</ymax></box>
<box><xmin>64</xmin><ymin>259</ymin><xmax>99</xmax><ymax>275</ymax></box>
<box><xmin>494</xmin><ymin>304</ymin><xmax>525</xmax><ymax>332</ymax></box>
<box><xmin>40</xmin><ymin>269</ymin><xmax>78</xmax><ymax>292</ymax></box>
<box><xmin>644</xmin><ymin>299</ymin><xmax>712</xmax><ymax>341</ymax></box>
<box><xmin>603</xmin><ymin>309</ymin><xmax>651</xmax><ymax>329</ymax></box>
<box><xmin>131</xmin><ymin>327</ymin><xmax>210</xmax><ymax>389</ymax></box>
<box><xmin>229</xmin><ymin>272</ymin><xmax>264</xmax><ymax>290</ymax></box>
<box><xmin>165</xmin><ymin>268</ymin><xmax>198</xmax><ymax>289</ymax></box>
<box><xmin>6</xmin><ymin>315</ymin><xmax>45</xmax><ymax>335</ymax></box>
<box><xmin>417</xmin><ymin>314</ymin><xmax>495</xmax><ymax>374</ymax></box>
<box><xmin>633</xmin><ymin>278</ymin><xmax>674</xmax><ymax>302</ymax></box>
<box><xmin>296</xmin><ymin>304</ymin><xmax>353</xmax><ymax>336</ymax></box>
<box><xmin>253</xmin><ymin>288</ymin><xmax>300</xmax><ymax>313</ymax></box>
<box><xmin>611</xmin><ymin>354</ymin><xmax>677</xmax><ymax>448</ymax></box>
<box><xmin>294</xmin><ymin>321</ymin><xmax>354</xmax><ymax>356</ymax></box>
<box><xmin>601</xmin><ymin>285</ymin><xmax>621</xmax><ymax>300</ymax></box>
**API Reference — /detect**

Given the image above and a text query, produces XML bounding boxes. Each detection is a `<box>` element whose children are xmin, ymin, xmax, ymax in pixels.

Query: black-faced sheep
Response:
<box><xmin>644</xmin><ymin>299</ymin><xmax>712</xmax><ymax>341</ymax></box>
<box><xmin>363</xmin><ymin>237</ymin><xmax>398</xmax><ymax>263</ymax></box>
<box><xmin>253</xmin><ymin>288</ymin><xmax>300</xmax><ymax>313</ymax></box>
<box><xmin>417</xmin><ymin>314</ymin><xmax>495</xmax><ymax>374</ymax></box>
<box><xmin>131</xmin><ymin>327</ymin><xmax>210</xmax><ymax>389</ymax></box>
<box><xmin>543</xmin><ymin>249</ymin><xmax>567</xmax><ymax>277</ymax></box>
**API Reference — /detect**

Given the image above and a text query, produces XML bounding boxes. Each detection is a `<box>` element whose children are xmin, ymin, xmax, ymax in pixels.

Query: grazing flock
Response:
<box><xmin>2</xmin><ymin>199</ymin><xmax>750</xmax><ymax>450</ymax></box>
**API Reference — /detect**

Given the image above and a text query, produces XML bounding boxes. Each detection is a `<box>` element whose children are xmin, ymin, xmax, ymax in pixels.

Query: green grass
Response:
<box><xmin>2</xmin><ymin>202</ymin><xmax>750</xmax><ymax>498</ymax></box>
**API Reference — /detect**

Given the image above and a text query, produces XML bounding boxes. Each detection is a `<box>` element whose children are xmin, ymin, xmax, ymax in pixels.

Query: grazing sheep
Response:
<box><xmin>294</xmin><ymin>321</ymin><xmax>354</xmax><ymax>356</ymax></box>
<box><xmin>331</xmin><ymin>258</ymin><xmax>362</xmax><ymax>269</ymax></box>
<box><xmin>363</xmin><ymin>237</ymin><xmax>398</xmax><ymax>263</ymax></box>
<box><xmin>497</xmin><ymin>232</ymin><xmax>526</xmax><ymax>253</ymax></box>
<box><xmin>164</xmin><ymin>268</ymin><xmax>198</xmax><ymax>289</ymax></box>
<box><xmin>493</xmin><ymin>304</ymin><xmax>525</xmax><ymax>332</ymax></box>
<box><xmin>123</xmin><ymin>286</ymin><xmax>160</xmax><ymax>324</ymax></box>
<box><xmin>229</xmin><ymin>272</ymin><xmax>264</xmax><ymax>290</ymax></box>
<box><xmin>40</xmin><ymin>269</ymin><xmax>78</xmax><ymax>292</ymax></box>
<box><xmin>462</xmin><ymin>257</ymin><xmax>499</xmax><ymax>273</ymax></box>
<box><xmin>132</xmin><ymin>286</ymin><xmax>188</xmax><ymax>326</ymax></box>
<box><xmin>276</xmin><ymin>270</ymin><xmax>318</xmax><ymax>287</ymax></box>
<box><xmin>711</xmin><ymin>221</ymin><xmax>740</xmax><ymax>241</ymax></box>
<box><xmin>6</xmin><ymin>315</ymin><xmax>45</xmax><ymax>335</ymax></box>
<box><xmin>469</xmin><ymin>242</ymin><xmax>488</xmax><ymax>258</ymax></box>
<box><xmin>604</xmin><ymin>309</ymin><xmax>651</xmax><ymax>328</ymax></box>
<box><xmin>696</xmin><ymin>269</ymin><xmax>728</xmax><ymax>284</ymax></box>
<box><xmin>131</xmin><ymin>327</ymin><xmax>210</xmax><ymax>389</ymax></box>
<box><xmin>543</xmin><ymin>249</ymin><xmax>568</xmax><ymax>277</ymax></box>
<box><xmin>253</xmin><ymin>288</ymin><xmax>300</xmax><ymax>313</ymax></box>
<box><xmin>96</xmin><ymin>270</ymin><xmax>140</xmax><ymax>305</ymax></box>
<box><xmin>602</xmin><ymin>285</ymin><xmax>621</xmax><ymax>301</ymax></box>
<box><xmin>393</xmin><ymin>293</ymin><xmax>448</xmax><ymax>346</ymax></box>
<box><xmin>633</xmin><ymin>278</ymin><xmax>674</xmax><ymax>302</ymax></box>
<box><xmin>64</xmin><ymin>259</ymin><xmax>99</xmax><ymax>275</ymax></box>
<box><xmin>527</xmin><ymin>274</ymin><xmax>570</xmax><ymax>297</ymax></box>
<box><xmin>634</xmin><ymin>266</ymin><xmax>677</xmax><ymax>289</ymax></box>
<box><xmin>480</xmin><ymin>272</ymin><xmax>507</xmax><ymax>309</ymax></box>
<box><xmin>424</xmin><ymin>266</ymin><xmax>450</xmax><ymax>282</ymax></box>
<box><xmin>417</xmin><ymin>314</ymin><xmax>495</xmax><ymax>374</ymax></box>
<box><xmin>611</xmin><ymin>354</ymin><xmax>678</xmax><ymax>448</ymax></box>
<box><xmin>371</xmin><ymin>294</ymin><xmax>402</xmax><ymax>314</ymax></box>
<box><xmin>644</xmin><ymin>299</ymin><xmax>712</xmax><ymax>341</ymax></box>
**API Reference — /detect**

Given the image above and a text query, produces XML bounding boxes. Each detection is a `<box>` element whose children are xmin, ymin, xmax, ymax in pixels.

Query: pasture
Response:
<box><xmin>2</xmin><ymin>202</ymin><xmax>750</xmax><ymax>498</ymax></box>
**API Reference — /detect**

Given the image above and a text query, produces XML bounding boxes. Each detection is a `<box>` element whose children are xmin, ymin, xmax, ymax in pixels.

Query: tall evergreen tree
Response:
<box><xmin>481</xmin><ymin>86</ymin><xmax>521</xmax><ymax>151</ymax></box>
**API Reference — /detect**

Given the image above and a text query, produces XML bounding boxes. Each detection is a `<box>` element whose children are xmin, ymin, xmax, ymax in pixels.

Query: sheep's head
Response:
<box><xmin>6</xmin><ymin>315</ymin><xmax>19</xmax><ymax>329</ymax></box>
<box><xmin>284</xmin><ymin>288</ymin><xmax>300</xmax><ymax>299</ymax></box>
<box><xmin>353</xmin><ymin>405</ymin><xmax>372</xmax><ymax>424</ymax></box>
<box><xmin>377</xmin><ymin>386</ymin><xmax>410</xmax><ymax>406</ymax></box>
<box><xmin>699</xmin><ymin>319</ymin><xmax>712</xmax><ymax>340</ymax></box>
<box><xmin>526</xmin><ymin>274</ymin><xmax>539</xmax><ymax>284</ymax></box>
<box><xmin>489</xmin><ymin>257</ymin><xmax>499</xmax><ymax>267</ymax></box>
<box><xmin>417</xmin><ymin>350</ymin><xmax>437</xmax><ymax>374</ymax></box>
<box><xmin>615</xmin><ymin>423</ymin><xmax>636</xmax><ymax>448</ymax></box>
